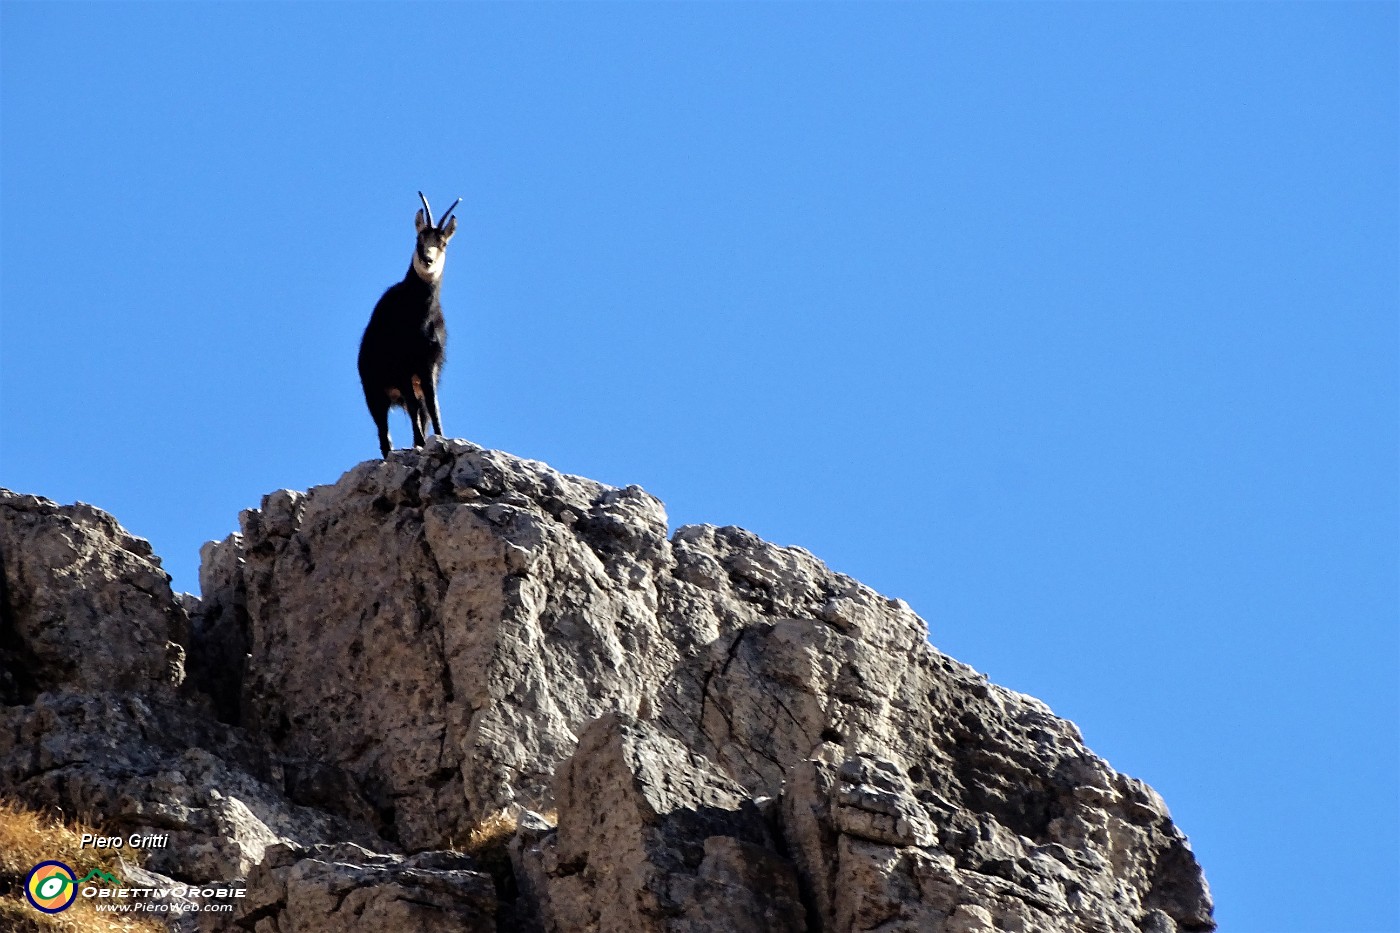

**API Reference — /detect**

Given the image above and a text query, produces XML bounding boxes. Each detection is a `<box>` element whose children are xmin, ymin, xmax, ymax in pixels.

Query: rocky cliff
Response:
<box><xmin>0</xmin><ymin>437</ymin><xmax>1213</xmax><ymax>932</ymax></box>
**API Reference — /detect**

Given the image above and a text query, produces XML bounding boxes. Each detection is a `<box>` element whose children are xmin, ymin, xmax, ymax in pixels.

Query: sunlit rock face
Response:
<box><xmin>0</xmin><ymin>443</ymin><xmax>1213</xmax><ymax>932</ymax></box>
<box><xmin>0</xmin><ymin>490</ymin><xmax>389</xmax><ymax>887</ymax></box>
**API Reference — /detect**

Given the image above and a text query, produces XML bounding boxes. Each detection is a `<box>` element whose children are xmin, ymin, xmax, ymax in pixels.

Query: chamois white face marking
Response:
<box><xmin>413</xmin><ymin>242</ymin><xmax>445</xmax><ymax>281</ymax></box>
<box><xmin>410</xmin><ymin>208</ymin><xmax>456</xmax><ymax>282</ymax></box>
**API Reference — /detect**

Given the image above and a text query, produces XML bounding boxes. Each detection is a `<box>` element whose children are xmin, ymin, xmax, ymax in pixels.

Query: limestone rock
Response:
<box><xmin>0</xmin><ymin>490</ymin><xmax>189</xmax><ymax>699</ymax></box>
<box><xmin>0</xmin><ymin>489</ymin><xmax>388</xmax><ymax>886</ymax></box>
<box><xmin>832</xmin><ymin>754</ymin><xmax>937</xmax><ymax>848</ymax></box>
<box><xmin>196</xmin><ymin>440</ymin><xmax>1209</xmax><ymax>929</ymax></box>
<box><xmin>0</xmin><ymin>690</ymin><xmax>384</xmax><ymax>880</ymax></box>
<box><xmin>188</xmin><ymin>535</ymin><xmax>251</xmax><ymax>725</ymax></box>
<box><xmin>0</xmin><ymin>441</ymin><xmax>1215</xmax><ymax>932</ymax></box>
<box><xmin>515</xmin><ymin>712</ymin><xmax>806</xmax><ymax>933</ymax></box>
<box><xmin>231</xmin><ymin>842</ymin><xmax>496</xmax><ymax>933</ymax></box>
<box><xmin>117</xmin><ymin>862</ymin><xmax>202</xmax><ymax>933</ymax></box>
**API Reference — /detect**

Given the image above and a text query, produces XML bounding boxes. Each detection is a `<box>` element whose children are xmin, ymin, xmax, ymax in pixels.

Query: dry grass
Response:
<box><xmin>460</xmin><ymin>807</ymin><xmax>556</xmax><ymax>859</ymax></box>
<box><xmin>459</xmin><ymin>808</ymin><xmax>519</xmax><ymax>889</ymax></box>
<box><xmin>0</xmin><ymin>799</ymin><xmax>163</xmax><ymax>933</ymax></box>
<box><xmin>462</xmin><ymin>809</ymin><xmax>520</xmax><ymax>858</ymax></box>
<box><xmin>459</xmin><ymin>807</ymin><xmax>558</xmax><ymax>901</ymax></box>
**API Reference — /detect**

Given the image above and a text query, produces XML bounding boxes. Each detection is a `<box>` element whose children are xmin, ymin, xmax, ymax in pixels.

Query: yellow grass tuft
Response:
<box><xmin>460</xmin><ymin>807</ymin><xmax>557</xmax><ymax>859</ymax></box>
<box><xmin>462</xmin><ymin>809</ymin><xmax>519</xmax><ymax>858</ymax></box>
<box><xmin>0</xmin><ymin>799</ymin><xmax>163</xmax><ymax>933</ymax></box>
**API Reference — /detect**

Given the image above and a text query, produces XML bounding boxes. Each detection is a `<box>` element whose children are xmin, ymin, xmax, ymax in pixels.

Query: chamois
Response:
<box><xmin>358</xmin><ymin>192</ymin><xmax>460</xmax><ymax>458</ymax></box>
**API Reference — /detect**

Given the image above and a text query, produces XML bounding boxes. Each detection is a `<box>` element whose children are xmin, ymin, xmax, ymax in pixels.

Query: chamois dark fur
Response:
<box><xmin>358</xmin><ymin>192</ymin><xmax>459</xmax><ymax>458</ymax></box>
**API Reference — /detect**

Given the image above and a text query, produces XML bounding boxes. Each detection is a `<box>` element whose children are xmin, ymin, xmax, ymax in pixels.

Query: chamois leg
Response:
<box><xmin>421</xmin><ymin>375</ymin><xmax>444</xmax><ymax>439</ymax></box>
<box><xmin>364</xmin><ymin>391</ymin><xmax>393</xmax><ymax>459</ymax></box>
<box><xmin>414</xmin><ymin>403</ymin><xmax>430</xmax><ymax>446</ymax></box>
<box><xmin>404</xmin><ymin>389</ymin><xmax>427</xmax><ymax>449</ymax></box>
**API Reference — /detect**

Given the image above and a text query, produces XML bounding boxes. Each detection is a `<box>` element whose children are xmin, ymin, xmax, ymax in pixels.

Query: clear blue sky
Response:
<box><xmin>2</xmin><ymin>4</ymin><xmax>1395</xmax><ymax>930</ymax></box>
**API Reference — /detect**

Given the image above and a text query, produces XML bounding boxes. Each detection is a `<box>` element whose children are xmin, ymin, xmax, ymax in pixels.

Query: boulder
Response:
<box><xmin>0</xmin><ymin>490</ymin><xmax>188</xmax><ymax>700</ymax></box>
<box><xmin>513</xmin><ymin>712</ymin><xmax>806</xmax><ymax>933</ymax></box>
<box><xmin>231</xmin><ymin>843</ymin><xmax>496</xmax><ymax>933</ymax></box>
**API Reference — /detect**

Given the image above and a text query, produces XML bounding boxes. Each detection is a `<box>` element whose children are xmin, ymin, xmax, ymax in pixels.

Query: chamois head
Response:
<box><xmin>411</xmin><ymin>191</ymin><xmax>460</xmax><ymax>282</ymax></box>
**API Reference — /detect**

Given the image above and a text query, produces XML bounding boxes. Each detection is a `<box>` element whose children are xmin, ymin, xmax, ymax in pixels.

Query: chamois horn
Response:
<box><xmin>437</xmin><ymin>198</ymin><xmax>462</xmax><ymax>228</ymax></box>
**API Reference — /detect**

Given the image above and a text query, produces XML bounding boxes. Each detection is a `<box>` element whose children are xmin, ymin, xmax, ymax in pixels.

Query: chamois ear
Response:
<box><xmin>415</xmin><ymin>209</ymin><xmax>430</xmax><ymax>232</ymax></box>
<box><xmin>441</xmin><ymin>215</ymin><xmax>457</xmax><ymax>240</ymax></box>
